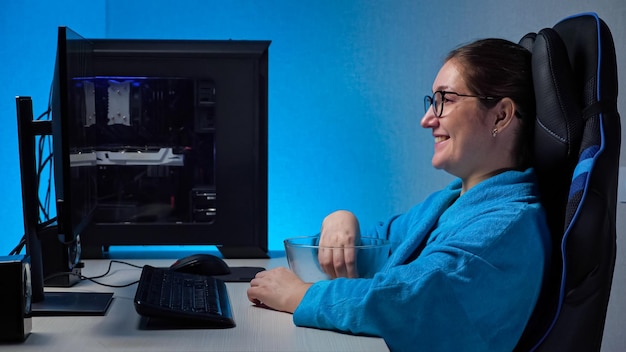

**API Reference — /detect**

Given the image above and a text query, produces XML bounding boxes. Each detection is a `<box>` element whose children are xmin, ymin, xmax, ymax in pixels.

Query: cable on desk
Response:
<box><xmin>43</xmin><ymin>260</ymin><xmax>143</xmax><ymax>288</ymax></box>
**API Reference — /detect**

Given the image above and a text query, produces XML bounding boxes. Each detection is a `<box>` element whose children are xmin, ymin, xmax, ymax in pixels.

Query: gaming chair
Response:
<box><xmin>515</xmin><ymin>12</ymin><xmax>621</xmax><ymax>351</ymax></box>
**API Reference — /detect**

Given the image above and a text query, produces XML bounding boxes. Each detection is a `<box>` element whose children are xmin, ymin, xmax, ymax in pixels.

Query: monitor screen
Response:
<box><xmin>51</xmin><ymin>27</ymin><xmax>97</xmax><ymax>265</ymax></box>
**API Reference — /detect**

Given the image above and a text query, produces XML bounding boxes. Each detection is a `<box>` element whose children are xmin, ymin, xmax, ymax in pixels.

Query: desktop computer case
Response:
<box><xmin>73</xmin><ymin>75</ymin><xmax>267</xmax><ymax>258</ymax></box>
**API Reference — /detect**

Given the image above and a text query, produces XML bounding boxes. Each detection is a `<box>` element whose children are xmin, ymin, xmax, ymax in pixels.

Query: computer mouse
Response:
<box><xmin>169</xmin><ymin>254</ymin><xmax>231</xmax><ymax>276</ymax></box>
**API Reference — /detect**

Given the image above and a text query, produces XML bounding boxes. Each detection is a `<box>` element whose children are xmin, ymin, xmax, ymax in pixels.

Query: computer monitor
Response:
<box><xmin>15</xmin><ymin>26</ymin><xmax>113</xmax><ymax>316</ymax></box>
<box><xmin>52</xmin><ymin>26</ymin><xmax>98</xmax><ymax>269</ymax></box>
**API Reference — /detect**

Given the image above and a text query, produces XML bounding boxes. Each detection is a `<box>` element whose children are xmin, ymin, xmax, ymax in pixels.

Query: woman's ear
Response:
<box><xmin>493</xmin><ymin>97</ymin><xmax>516</xmax><ymax>131</ymax></box>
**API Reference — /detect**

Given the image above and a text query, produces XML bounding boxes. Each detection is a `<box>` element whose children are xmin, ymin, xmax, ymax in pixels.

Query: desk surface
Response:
<box><xmin>12</xmin><ymin>256</ymin><xmax>388</xmax><ymax>351</ymax></box>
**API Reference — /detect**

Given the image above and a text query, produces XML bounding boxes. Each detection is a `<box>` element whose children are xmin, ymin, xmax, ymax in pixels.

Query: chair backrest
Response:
<box><xmin>515</xmin><ymin>12</ymin><xmax>621</xmax><ymax>351</ymax></box>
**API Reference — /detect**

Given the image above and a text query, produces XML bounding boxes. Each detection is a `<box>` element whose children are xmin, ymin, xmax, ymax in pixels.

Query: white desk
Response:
<box><xmin>13</xmin><ymin>256</ymin><xmax>389</xmax><ymax>351</ymax></box>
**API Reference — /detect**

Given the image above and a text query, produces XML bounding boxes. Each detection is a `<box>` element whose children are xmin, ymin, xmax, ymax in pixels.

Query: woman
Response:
<box><xmin>247</xmin><ymin>38</ymin><xmax>551</xmax><ymax>352</ymax></box>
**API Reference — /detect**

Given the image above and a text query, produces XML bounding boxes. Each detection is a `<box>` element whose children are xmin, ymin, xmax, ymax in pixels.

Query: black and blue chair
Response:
<box><xmin>515</xmin><ymin>12</ymin><xmax>621</xmax><ymax>351</ymax></box>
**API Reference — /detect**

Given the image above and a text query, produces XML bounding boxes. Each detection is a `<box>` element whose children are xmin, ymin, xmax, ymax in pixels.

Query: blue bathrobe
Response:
<box><xmin>293</xmin><ymin>168</ymin><xmax>551</xmax><ymax>352</ymax></box>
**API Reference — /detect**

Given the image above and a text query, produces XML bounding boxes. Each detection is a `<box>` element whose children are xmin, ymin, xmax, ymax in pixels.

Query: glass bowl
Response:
<box><xmin>284</xmin><ymin>236</ymin><xmax>390</xmax><ymax>282</ymax></box>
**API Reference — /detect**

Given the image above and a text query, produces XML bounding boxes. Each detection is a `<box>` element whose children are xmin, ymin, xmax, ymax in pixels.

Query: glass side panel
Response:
<box><xmin>69</xmin><ymin>76</ymin><xmax>216</xmax><ymax>224</ymax></box>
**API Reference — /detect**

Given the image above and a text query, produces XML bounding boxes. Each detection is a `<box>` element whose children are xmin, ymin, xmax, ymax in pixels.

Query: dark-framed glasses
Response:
<box><xmin>424</xmin><ymin>90</ymin><xmax>499</xmax><ymax>117</ymax></box>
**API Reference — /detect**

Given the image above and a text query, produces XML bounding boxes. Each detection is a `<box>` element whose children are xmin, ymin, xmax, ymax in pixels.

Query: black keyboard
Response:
<box><xmin>134</xmin><ymin>265</ymin><xmax>235</xmax><ymax>328</ymax></box>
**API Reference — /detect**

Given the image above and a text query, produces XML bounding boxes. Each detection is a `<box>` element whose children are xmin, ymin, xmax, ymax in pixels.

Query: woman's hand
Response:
<box><xmin>247</xmin><ymin>267</ymin><xmax>312</xmax><ymax>313</ymax></box>
<box><xmin>318</xmin><ymin>210</ymin><xmax>361</xmax><ymax>279</ymax></box>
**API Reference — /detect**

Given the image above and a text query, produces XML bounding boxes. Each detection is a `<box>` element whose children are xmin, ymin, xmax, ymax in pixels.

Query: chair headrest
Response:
<box><xmin>518</xmin><ymin>12</ymin><xmax>619</xmax><ymax>235</ymax></box>
<box><xmin>521</xmin><ymin>28</ymin><xmax>582</xmax><ymax>180</ymax></box>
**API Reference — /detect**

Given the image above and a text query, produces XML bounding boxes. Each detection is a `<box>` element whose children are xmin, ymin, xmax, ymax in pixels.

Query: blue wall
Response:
<box><xmin>2</xmin><ymin>1</ymin><xmax>624</xmax><ymax>255</ymax></box>
<box><xmin>0</xmin><ymin>1</ymin><xmax>107</xmax><ymax>255</ymax></box>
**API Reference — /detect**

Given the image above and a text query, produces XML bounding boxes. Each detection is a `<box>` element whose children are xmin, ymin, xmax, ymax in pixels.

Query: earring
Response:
<box><xmin>492</xmin><ymin>128</ymin><xmax>498</xmax><ymax>137</ymax></box>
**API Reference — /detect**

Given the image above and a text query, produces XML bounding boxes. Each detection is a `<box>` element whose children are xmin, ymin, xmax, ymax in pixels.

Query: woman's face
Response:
<box><xmin>420</xmin><ymin>59</ymin><xmax>497</xmax><ymax>183</ymax></box>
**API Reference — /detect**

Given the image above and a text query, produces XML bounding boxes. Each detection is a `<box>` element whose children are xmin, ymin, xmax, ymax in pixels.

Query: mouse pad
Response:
<box><xmin>214</xmin><ymin>266</ymin><xmax>265</xmax><ymax>282</ymax></box>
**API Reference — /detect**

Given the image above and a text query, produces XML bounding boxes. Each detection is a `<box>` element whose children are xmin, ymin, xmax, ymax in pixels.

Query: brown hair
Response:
<box><xmin>446</xmin><ymin>38</ymin><xmax>535</xmax><ymax>169</ymax></box>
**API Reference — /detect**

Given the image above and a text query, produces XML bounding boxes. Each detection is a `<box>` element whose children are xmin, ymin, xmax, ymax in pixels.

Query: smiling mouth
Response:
<box><xmin>434</xmin><ymin>136</ymin><xmax>449</xmax><ymax>143</ymax></box>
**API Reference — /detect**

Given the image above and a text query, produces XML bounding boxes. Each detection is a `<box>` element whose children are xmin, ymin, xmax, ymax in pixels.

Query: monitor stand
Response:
<box><xmin>31</xmin><ymin>292</ymin><xmax>114</xmax><ymax>316</ymax></box>
<box><xmin>16</xmin><ymin>96</ymin><xmax>114</xmax><ymax>318</ymax></box>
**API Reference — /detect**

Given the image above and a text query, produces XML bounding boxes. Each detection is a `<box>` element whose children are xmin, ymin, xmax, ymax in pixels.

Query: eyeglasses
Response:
<box><xmin>424</xmin><ymin>90</ymin><xmax>499</xmax><ymax>117</ymax></box>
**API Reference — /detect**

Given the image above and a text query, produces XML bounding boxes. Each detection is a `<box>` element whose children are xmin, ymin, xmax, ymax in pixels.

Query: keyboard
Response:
<box><xmin>134</xmin><ymin>265</ymin><xmax>235</xmax><ymax>328</ymax></box>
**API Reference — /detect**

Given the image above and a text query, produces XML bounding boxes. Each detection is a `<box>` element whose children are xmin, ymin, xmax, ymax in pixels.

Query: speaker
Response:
<box><xmin>0</xmin><ymin>255</ymin><xmax>32</xmax><ymax>341</ymax></box>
